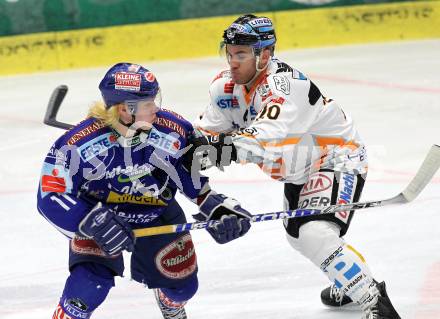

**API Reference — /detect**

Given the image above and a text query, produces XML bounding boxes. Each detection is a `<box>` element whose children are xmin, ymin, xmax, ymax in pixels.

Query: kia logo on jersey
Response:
<box><xmin>300</xmin><ymin>173</ymin><xmax>333</xmax><ymax>196</ymax></box>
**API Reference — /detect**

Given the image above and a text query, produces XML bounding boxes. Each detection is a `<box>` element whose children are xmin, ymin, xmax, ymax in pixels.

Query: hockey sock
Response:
<box><xmin>321</xmin><ymin>243</ymin><xmax>375</xmax><ymax>303</ymax></box>
<box><xmin>53</xmin><ymin>263</ymin><xmax>115</xmax><ymax>319</ymax></box>
<box><xmin>286</xmin><ymin>221</ymin><xmax>374</xmax><ymax>304</ymax></box>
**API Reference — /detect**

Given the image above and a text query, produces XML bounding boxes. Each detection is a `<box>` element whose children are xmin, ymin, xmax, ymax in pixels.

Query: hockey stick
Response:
<box><xmin>42</xmin><ymin>87</ymin><xmax>440</xmax><ymax>238</ymax></box>
<box><xmin>133</xmin><ymin>144</ymin><xmax>440</xmax><ymax>237</ymax></box>
<box><xmin>43</xmin><ymin>85</ymin><xmax>74</xmax><ymax>130</ymax></box>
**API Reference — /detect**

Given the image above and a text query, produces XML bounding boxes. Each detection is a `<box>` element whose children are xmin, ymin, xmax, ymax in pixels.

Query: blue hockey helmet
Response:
<box><xmin>222</xmin><ymin>14</ymin><xmax>276</xmax><ymax>53</ymax></box>
<box><xmin>99</xmin><ymin>62</ymin><xmax>160</xmax><ymax>109</ymax></box>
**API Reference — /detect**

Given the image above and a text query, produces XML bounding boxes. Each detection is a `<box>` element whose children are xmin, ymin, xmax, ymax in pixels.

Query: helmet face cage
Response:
<box><xmin>124</xmin><ymin>88</ymin><xmax>162</xmax><ymax>116</ymax></box>
<box><xmin>221</xmin><ymin>45</ymin><xmax>258</xmax><ymax>65</ymax></box>
<box><xmin>221</xmin><ymin>14</ymin><xmax>276</xmax><ymax>56</ymax></box>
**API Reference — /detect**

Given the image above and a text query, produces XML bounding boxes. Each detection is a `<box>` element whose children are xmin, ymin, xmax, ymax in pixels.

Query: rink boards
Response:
<box><xmin>0</xmin><ymin>0</ymin><xmax>439</xmax><ymax>76</ymax></box>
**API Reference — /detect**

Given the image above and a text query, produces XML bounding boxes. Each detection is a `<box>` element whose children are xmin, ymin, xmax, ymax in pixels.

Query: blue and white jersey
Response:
<box><xmin>37</xmin><ymin>109</ymin><xmax>208</xmax><ymax>238</ymax></box>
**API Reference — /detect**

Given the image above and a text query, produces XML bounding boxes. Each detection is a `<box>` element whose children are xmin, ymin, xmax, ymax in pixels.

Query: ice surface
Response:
<box><xmin>0</xmin><ymin>39</ymin><xmax>439</xmax><ymax>318</ymax></box>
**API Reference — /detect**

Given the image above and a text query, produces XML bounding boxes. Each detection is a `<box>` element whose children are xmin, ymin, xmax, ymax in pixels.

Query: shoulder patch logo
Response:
<box><xmin>257</xmin><ymin>83</ymin><xmax>272</xmax><ymax>98</ymax></box>
<box><xmin>273</xmin><ymin>75</ymin><xmax>291</xmax><ymax>95</ymax></box>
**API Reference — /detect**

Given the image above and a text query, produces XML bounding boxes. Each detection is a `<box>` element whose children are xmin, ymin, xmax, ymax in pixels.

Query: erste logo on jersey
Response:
<box><xmin>77</xmin><ymin>133</ymin><xmax>117</xmax><ymax>161</ymax></box>
<box><xmin>40</xmin><ymin>162</ymin><xmax>72</xmax><ymax>197</ymax></box>
<box><xmin>115</xmin><ymin>72</ymin><xmax>141</xmax><ymax>91</ymax></box>
<box><xmin>216</xmin><ymin>95</ymin><xmax>239</xmax><ymax>109</ymax></box>
<box><xmin>148</xmin><ymin>128</ymin><xmax>181</xmax><ymax>154</ymax></box>
<box><xmin>224</xmin><ymin>81</ymin><xmax>234</xmax><ymax>94</ymax></box>
<box><xmin>41</xmin><ymin>167</ymin><xmax>66</xmax><ymax>193</ymax></box>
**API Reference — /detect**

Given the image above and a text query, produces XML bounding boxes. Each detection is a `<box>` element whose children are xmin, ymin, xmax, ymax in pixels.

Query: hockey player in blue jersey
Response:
<box><xmin>37</xmin><ymin>62</ymin><xmax>252</xmax><ymax>319</ymax></box>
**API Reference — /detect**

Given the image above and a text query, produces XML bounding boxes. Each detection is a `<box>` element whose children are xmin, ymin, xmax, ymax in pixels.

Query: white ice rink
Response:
<box><xmin>0</xmin><ymin>39</ymin><xmax>439</xmax><ymax>319</ymax></box>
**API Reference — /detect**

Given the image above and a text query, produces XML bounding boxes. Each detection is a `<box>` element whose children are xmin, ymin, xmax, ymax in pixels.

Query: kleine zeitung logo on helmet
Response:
<box><xmin>115</xmin><ymin>72</ymin><xmax>141</xmax><ymax>91</ymax></box>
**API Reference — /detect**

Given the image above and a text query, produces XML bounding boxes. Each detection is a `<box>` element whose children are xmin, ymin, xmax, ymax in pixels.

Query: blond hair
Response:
<box><xmin>87</xmin><ymin>101</ymin><xmax>120</xmax><ymax>127</ymax></box>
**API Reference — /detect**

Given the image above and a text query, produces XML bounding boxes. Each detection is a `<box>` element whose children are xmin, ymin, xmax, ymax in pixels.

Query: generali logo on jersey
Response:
<box><xmin>115</xmin><ymin>72</ymin><xmax>141</xmax><ymax>91</ymax></box>
<box><xmin>67</xmin><ymin>120</ymin><xmax>106</xmax><ymax>145</ymax></box>
<box><xmin>300</xmin><ymin>173</ymin><xmax>333</xmax><ymax>196</ymax></box>
<box><xmin>155</xmin><ymin>234</ymin><xmax>197</xmax><ymax>279</ymax></box>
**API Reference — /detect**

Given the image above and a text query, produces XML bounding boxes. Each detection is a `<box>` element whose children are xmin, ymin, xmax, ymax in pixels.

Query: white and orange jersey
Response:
<box><xmin>194</xmin><ymin>58</ymin><xmax>368</xmax><ymax>184</ymax></box>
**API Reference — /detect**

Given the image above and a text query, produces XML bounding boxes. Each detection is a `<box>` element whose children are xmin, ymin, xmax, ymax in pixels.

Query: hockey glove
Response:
<box><xmin>193</xmin><ymin>191</ymin><xmax>251</xmax><ymax>244</ymax></box>
<box><xmin>186</xmin><ymin>133</ymin><xmax>237</xmax><ymax>170</ymax></box>
<box><xmin>78</xmin><ymin>203</ymin><xmax>135</xmax><ymax>256</ymax></box>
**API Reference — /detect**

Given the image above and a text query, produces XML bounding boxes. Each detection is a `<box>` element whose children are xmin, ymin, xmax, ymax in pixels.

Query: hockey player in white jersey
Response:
<box><xmin>190</xmin><ymin>14</ymin><xmax>401</xmax><ymax>319</ymax></box>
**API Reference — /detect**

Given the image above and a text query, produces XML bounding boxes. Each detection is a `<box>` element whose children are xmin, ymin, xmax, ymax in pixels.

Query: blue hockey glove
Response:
<box><xmin>78</xmin><ymin>203</ymin><xmax>135</xmax><ymax>256</ymax></box>
<box><xmin>193</xmin><ymin>191</ymin><xmax>252</xmax><ymax>244</ymax></box>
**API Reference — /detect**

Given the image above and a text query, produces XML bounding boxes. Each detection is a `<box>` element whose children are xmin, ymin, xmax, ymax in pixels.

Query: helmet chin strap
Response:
<box><xmin>243</xmin><ymin>54</ymin><xmax>269</xmax><ymax>88</ymax></box>
<box><xmin>118</xmin><ymin>114</ymin><xmax>136</xmax><ymax>128</ymax></box>
<box><xmin>118</xmin><ymin>114</ymin><xmax>150</xmax><ymax>135</ymax></box>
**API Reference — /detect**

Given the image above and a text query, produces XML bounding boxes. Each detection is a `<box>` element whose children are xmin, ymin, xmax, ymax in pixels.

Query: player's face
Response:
<box><xmin>133</xmin><ymin>100</ymin><xmax>159</xmax><ymax>126</ymax></box>
<box><xmin>226</xmin><ymin>45</ymin><xmax>257</xmax><ymax>84</ymax></box>
<box><xmin>119</xmin><ymin>99</ymin><xmax>159</xmax><ymax>131</ymax></box>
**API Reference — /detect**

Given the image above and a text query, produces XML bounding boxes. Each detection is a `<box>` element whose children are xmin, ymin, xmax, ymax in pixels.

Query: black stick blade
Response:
<box><xmin>43</xmin><ymin>85</ymin><xmax>74</xmax><ymax>130</ymax></box>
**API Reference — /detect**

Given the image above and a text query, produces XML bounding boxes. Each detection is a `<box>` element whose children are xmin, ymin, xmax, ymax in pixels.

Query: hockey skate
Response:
<box><xmin>154</xmin><ymin>288</ymin><xmax>188</xmax><ymax>319</ymax></box>
<box><xmin>361</xmin><ymin>281</ymin><xmax>401</xmax><ymax>319</ymax></box>
<box><xmin>321</xmin><ymin>283</ymin><xmax>354</xmax><ymax>307</ymax></box>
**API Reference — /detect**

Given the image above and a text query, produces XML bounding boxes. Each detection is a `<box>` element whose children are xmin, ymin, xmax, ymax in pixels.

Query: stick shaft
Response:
<box><xmin>134</xmin><ymin>145</ymin><xmax>440</xmax><ymax>238</ymax></box>
<box><xmin>133</xmin><ymin>199</ymin><xmax>388</xmax><ymax>237</ymax></box>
